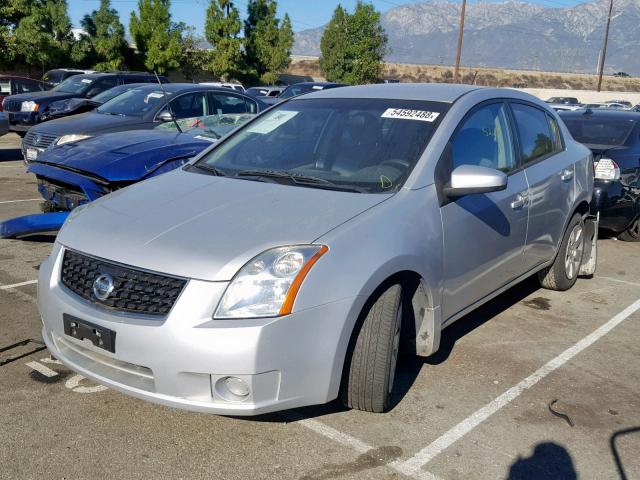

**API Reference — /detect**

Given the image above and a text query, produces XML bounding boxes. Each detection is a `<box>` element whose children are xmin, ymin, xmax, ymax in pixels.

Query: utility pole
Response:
<box><xmin>454</xmin><ymin>0</ymin><xmax>467</xmax><ymax>83</ymax></box>
<box><xmin>596</xmin><ymin>0</ymin><xmax>614</xmax><ymax>92</ymax></box>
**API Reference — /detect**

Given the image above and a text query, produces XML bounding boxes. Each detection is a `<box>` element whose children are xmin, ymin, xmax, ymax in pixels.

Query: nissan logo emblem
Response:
<box><xmin>92</xmin><ymin>273</ymin><xmax>114</xmax><ymax>301</ymax></box>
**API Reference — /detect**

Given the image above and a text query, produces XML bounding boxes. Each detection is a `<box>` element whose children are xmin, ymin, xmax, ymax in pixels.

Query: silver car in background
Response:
<box><xmin>38</xmin><ymin>84</ymin><xmax>596</xmax><ymax>415</ymax></box>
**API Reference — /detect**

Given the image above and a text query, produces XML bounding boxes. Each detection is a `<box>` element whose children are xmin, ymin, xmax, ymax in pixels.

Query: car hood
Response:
<box><xmin>8</xmin><ymin>91</ymin><xmax>78</xmax><ymax>104</ymax></box>
<box><xmin>57</xmin><ymin>169</ymin><xmax>391</xmax><ymax>281</ymax></box>
<box><xmin>31</xmin><ymin>111</ymin><xmax>144</xmax><ymax>136</ymax></box>
<box><xmin>34</xmin><ymin>130</ymin><xmax>208</xmax><ymax>181</ymax></box>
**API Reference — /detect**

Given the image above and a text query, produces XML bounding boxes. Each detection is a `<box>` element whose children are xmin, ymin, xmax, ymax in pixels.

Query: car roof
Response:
<box><xmin>559</xmin><ymin>109</ymin><xmax>640</xmax><ymax>120</ymax></box>
<box><xmin>302</xmin><ymin>83</ymin><xmax>483</xmax><ymax>103</ymax></box>
<box><xmin>128</xmin><ymin>83</ymin><xmax>250</xmax><ymax>94</ymax></box>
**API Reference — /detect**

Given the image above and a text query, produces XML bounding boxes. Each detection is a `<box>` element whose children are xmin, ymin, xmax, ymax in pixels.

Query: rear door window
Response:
<box><xmin>208</xmin><ymin>93</ymin><xmax>258</xmax><ymax>115</ymax></box>
<box><xmin>512</xmin><ymin>103</ymin><xmax>555</xmax><ymax>163</ymax></box>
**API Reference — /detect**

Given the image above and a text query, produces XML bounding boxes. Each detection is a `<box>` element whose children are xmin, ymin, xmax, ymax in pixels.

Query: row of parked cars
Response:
<box><xmin>0</xmin><ymin>72</ymin><xmax>638</xmax><ymax>415</ymax></box>
<box><xmin>546</xmin><ymin>96</ymin><xmax>640</xmax><ymax>112</ymax></box>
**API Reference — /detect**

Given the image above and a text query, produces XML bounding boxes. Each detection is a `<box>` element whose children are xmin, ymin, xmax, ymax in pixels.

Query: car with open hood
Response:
<box><xmin>21</xmin><ymin>83</ymin><xmax>265</xmax><ymax>162</ymax></box>
<box><xmin>560</xmin><ymin>108</ymin><xmax>640</xmax><ymax>241</ymax></box>
<box><xmin>38</xmin><ymin>84</ymin><xmax>596</xmax><ymax>415</ymax></box>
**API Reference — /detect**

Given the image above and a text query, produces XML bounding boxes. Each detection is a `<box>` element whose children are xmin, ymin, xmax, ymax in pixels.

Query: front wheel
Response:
<box><xmin>538</xmin><ymin>213</ymin><xmax>585</xmax><ymax>291</ymax></box>
<box><xmin>617</xmin><ymin>217</ymin><xmax>640</xmax><ymax>242</ymax></box>
<box><xmin>342</xmin><ymin>284</ymin><xmax>402</xmax><ymax>413</ymax></box>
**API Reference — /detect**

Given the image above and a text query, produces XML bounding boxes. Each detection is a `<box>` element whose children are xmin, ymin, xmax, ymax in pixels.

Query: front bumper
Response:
<box><xmin>38</xmin><ymin>244</ymin><xmax>356</xmax><ymax>415</ymax></box>
<box><xmin>8</xmin><ymin>112</ymin><xmax>39</xmax><ymax>131</ymax></box>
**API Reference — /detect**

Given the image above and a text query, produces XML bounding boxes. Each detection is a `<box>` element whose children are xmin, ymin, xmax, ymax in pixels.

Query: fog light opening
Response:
<box><xmin>215</xmin><ymin>376</ymin><xmax>251</xmax><ymax>402</ymax></box>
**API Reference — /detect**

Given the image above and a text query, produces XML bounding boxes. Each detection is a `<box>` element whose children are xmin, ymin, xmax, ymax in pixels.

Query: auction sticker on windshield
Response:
<box><xmin>382</xmin><ymin>108</ymin><xmax>440</xmax><ymax>122</ymax></box>
<box><xmin>247</xmin><ymin>110</ymin><xmax>298</xmax><ymax>134</ymax></box>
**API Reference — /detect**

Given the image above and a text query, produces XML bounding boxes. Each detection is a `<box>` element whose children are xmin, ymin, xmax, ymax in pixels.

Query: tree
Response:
<box><xmin>243</xmin><ymin>0</ymin><xmax>294</xmax><ymax>84</ymax></box>
<box><xmin>318</xmin><ymin>1</ymin><xmax>388</xmax><ymax>85</ymax></box>
<box><xmin>204</xmin><ymin>0</ymin><xmax>242</xmax><ymax>81</ymax></box>
<box><xmin>13</xmin><ymin>0</ymin><xmax>75</xmax><ymax>73</ymax></box>
<box><xmin>81</xmin><ymin>0</ymin><xmax>129</xmax><ymax>70</ymax></box>
<box><xmin>179</xmin><ymin>26</ymin><xmax>208</xmax><ymax>81</ymax></box>
<box><xmin>319</xmin><ymin>5</ymin><xmax>349</xmax><ymax>83</ymax></box>
<box><xmin>130</xmin><ymin>0</ymin><xmax>183</xmax><ymax>74</ymax></box>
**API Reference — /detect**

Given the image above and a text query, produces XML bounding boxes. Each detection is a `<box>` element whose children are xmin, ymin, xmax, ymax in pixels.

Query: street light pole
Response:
<box><xmin>454</xmin><ymin>0</ymin><xmax>467</xmax><ymax>83</ymax></box>
<box><xmin>596</xmin><ymin>0</ymin><xmax>614</xmax><ymax>92</ymax></box>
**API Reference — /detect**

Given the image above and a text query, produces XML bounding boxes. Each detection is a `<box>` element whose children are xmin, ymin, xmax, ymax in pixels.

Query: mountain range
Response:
<box><xmin>292</xmin><ymin>0</ymin><xmax>640</xmax><ymax>75</ymax></box>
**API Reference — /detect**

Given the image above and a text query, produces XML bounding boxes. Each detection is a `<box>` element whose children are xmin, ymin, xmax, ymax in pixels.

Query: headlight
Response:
<box><xmin>214</xmin><ymin>245</ymin><xmax>328</xmax><ymax>319</ymax></box>
<box><xmin>56</xmin><ymin>134</ymin><xmax>92</xmax><ymax>146</ymax></box>
<box><xmin>21</xmin><ymin>101</ymin><xmax>39</xmax><ymax>112</ymax></box>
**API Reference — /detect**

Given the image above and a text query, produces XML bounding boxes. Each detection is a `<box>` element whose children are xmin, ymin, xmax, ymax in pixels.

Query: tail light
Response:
<box><xmin>594</xmin><ymin>158</ymin><xmax>620</xmax><ymax>181</ymax></box>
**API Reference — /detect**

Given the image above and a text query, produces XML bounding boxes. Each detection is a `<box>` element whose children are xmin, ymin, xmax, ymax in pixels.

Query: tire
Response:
<box><xmin>15</xmin><ymin>131</ymin><xmax>26</xmax><ymax>138</ymax></box>
<box><xmin>617</xmin><ymin>217</ymin><xmax>640</xmax><ymax>242</ymax></box>
<box><xmin>538</xmin><ymin>213</ymin><xmax>585</xmax><ymax>291</ymax></box>
<box><xmin>342</xmin><ymin>284</ymin><xmax>403</xmax><ymax>413</ymax></box>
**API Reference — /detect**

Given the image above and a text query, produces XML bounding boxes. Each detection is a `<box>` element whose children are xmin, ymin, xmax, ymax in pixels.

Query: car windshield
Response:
<box><xmin>196</xmin><ymin>98</ymin><xmax>448</xmax><ymax>193</ymax></box>
<box><xmin>279</xmin><ymin>84</ymin><xmax>324</xmax><ymax>99</ymax></box>
<box><xmin>91</xmin><ymin>85</ymin><xmax>135</xmax><ymax>104</ymax></box>
<box><xmin>97</xmin><ymin>88</ymin><xmax>170</xmax><ymax>117</ymax></box>
<box><xmin>563</xmin><ymin>117</ymin><xmax>637</xmax><ymax>146</ymax></box>
<box><xmin>53</xmin><ymin>76</ymin><xmax>93</xmax><ymax>94</ymax></box>
<box><xmin>155</xmin><ymin>113</ymin><xmax>255</xmax><ymax>140</ymax></box>
<box><xmin>43</xmin><ymin>71</ymin><xmax>64</xmax><ymax>84</ymax></box>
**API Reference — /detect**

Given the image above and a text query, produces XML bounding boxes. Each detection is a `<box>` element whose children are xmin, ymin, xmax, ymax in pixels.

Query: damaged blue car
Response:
<box><xmin>0</xmin><ymin>114</ymin><xmax>255</xmax><ymax>238</ymax></box>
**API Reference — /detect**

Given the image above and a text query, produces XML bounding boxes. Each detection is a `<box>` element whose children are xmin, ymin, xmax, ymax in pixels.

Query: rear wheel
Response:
<box><xmin>342</xmin><ymin>284</ymin><xmax>402</xmax><ymax>413</ymax></box>
<box><xmin>618</xmin><ymin>217</ymin><xmax>640</xmax><ymax>242</ymax></box>
<box><xmin>538</xmin><ymin>213</ymin><xmax>585</xmax><ymax>291</ymax></box>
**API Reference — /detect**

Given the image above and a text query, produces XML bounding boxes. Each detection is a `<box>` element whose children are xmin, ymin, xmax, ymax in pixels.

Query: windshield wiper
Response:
<box><xmin>192</xmin><ymin>163</ymin><xmax>226</xmax><ymax>176</ymax></box>
<box><xmin>235</xmin><ymin>170</ymin><xmax>363</xmax><ymax>192</ymax></box>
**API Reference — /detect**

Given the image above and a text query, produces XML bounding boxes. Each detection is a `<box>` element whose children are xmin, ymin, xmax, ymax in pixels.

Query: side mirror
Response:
<box><xmin>443</xmin><ymin>164</ymin><xmax>507</xmax><ymax>198</ymax></box>
<box><xmin>157</xmin><ymin>110</ymin><xmax>174</xmax><ymax>122</ymax></box>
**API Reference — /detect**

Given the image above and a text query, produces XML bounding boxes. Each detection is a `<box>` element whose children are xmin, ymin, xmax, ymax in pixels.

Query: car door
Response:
<box><xmin>510</xmin><ymin>102</ymin><xmax>574</xmax><ymax>268</ymax></box>
<box><xmin>440</xmin><ymin>101</ymin><xmax>529</xmax><ymax>321</ymax></box>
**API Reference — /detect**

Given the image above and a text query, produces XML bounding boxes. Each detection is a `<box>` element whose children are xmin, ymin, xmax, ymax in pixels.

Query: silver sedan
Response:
<box><xmin>38</xmin><ymin>84</ymin><xmax>596</xmax><ymax>415</ymax></box>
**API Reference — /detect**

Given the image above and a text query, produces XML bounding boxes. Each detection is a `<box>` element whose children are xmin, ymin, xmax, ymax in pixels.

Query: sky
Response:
<box><xmin>67</xmin><ymin>0</ymin><xmax>587</xmax><ymax>35</ymax></box>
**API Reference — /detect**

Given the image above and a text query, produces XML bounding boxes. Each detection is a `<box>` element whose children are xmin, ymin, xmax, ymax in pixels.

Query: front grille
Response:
<box><xmin>23</xmin><ymin>130</ymin><xmax>58</xmax><ymax>150</ymax></box>
<box><xmin>60</xmin><ymin>249</ymin><xmax>187</xmax><ymax>316</ymax></box>
<box><xmin>2</xmin><ymin>99</ymin><xmax>21</xmax><ymax>112</ymax></box>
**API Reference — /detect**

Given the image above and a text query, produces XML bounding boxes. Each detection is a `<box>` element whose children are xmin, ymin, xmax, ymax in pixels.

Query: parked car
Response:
<box><xmin>0</xmin><ymin>112</ymin><xmax>8</xmax><ymax>137</ymax></box>
<box><xmin>0</xmin><ymin>75</ymin><xmax>51</xmax><ymax>111</ymax></box>
<box><xmin>550</xmin><ymin>104</ymin><xmax>582</xmax><ymax>112</ymax></box>
<box><xmin>560</xmin><ymin>109</ymin><xmax>640</xmax><ymax>241</ymax></box>
<box><xmin>43</xmin><ymin>83</ymin><xmax>151</xmax><ymax>120</ymax></box>
<box><xmin>613</xmin><ymin>72</ymin><xmax>630</xmax><ymax>78</ymax></box>
<box><xmin>604</xmin><ymin>100</ymin><xmax>632</xmax><ymax>108</ymax></box>
<box><xmin>261</xmin><ymin>82</ymin><xmax>347</xmax><ymax>105</ymax></box>
<box><xmin>0</xmin><ymin>114</ymin><xmax>255</xmax><ymax>238</ymax></box>
<box><xmin>546</xmin><ymin>97</ymin><xmax>580</xmax><ymax>105</ymax></box>
<box><xmin>200</xmin><ymin>82</ymin><xmax>245</xmax><ymax>92</ymax></box>
<box><xmin>583</xmin><ymin>102</ymin><xmax>629</xmax><ymax>110</ymax></box>
<box><xmin>37</xmin><ymin>84</ymin><xmax>596</xmax><ymax>415</ymax></box>
<box><xmin>21</xmin><ymin>84</ymin><xmax>264</xmax><ymax>162</ymax></box>
<box><xmin>245</xmin><ymin>86</ymin><xmax>283</xmax><ymax>98</ymax></box>
<box><xmin>42</xmin><ymin>68</ymin><xmax>92</xmax><ymax>86</ymax></box>
<box><xmin>2</xmin><ymin>71</ymin><xmax>168</xmax><ymax>135</ymax></box>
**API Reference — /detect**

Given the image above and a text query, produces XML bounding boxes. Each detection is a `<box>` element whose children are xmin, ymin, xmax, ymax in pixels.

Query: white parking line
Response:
<box><xmin>0</xmin><ymin>198</ymin><xmax>40</xmax><ymax>205</ymax></box>
<box><xmin>390</xmin><ymin>297</ymin><xmax>640</xmax><ymax>478</ymax></box>
<box><xmin>25</xmin><ymin>361</ymin><xmax>58</xmax><ymax>378</ymax></box>
<box><xmin>0</xmin><ymin>280</ymin><xmax>38</xmax><ymax>290</ymax></box>
<box><xmin>599</xmin><ymin>276</ymin><xmax>640</xmax><ymax>287</ymax></box>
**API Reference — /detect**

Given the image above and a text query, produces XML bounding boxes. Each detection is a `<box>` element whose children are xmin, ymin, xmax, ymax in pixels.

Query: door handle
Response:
<box><xmin>560</xmin><ymin>169</ymin><xmax>573</xmax><ymax>181</ymax></box>
<box><xmin>510</xmin><ymin>192</ymin><xmax>528</xmax><ymax>210</ymax></box>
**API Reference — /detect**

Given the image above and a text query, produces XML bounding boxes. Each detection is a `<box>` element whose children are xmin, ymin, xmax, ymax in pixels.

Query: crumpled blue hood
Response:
<box><xmin>33</xmin><ymin>130</ymin><xmax>213</xmax><ymax>182</ymax></box>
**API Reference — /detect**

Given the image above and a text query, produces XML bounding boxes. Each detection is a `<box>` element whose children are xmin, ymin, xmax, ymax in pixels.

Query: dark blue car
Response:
<box><xmin>0</xmin><ymin>114</ymin><xmax>255</xmax><ymax>238</ymax></box>
<box><xmin>560</xmin><ymin>109</ymin><xmax>640</xmax><ymax>241</ymax></box>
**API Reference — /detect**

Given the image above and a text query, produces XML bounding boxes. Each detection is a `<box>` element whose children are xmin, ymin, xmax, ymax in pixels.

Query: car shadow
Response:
<box><xmin>250</xmin><ymin>275</ymin><xmax>542</xmax><ymax>422</ymax></box>
<box><xmin>610</xmin><ymin>426</ymin><xmax>640</xmax><ymax>480</ymax></box>
<box><xmin>0</xmin><ymin>148</ymin><xmax>22</xmax><ymax>162</ymax></box>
